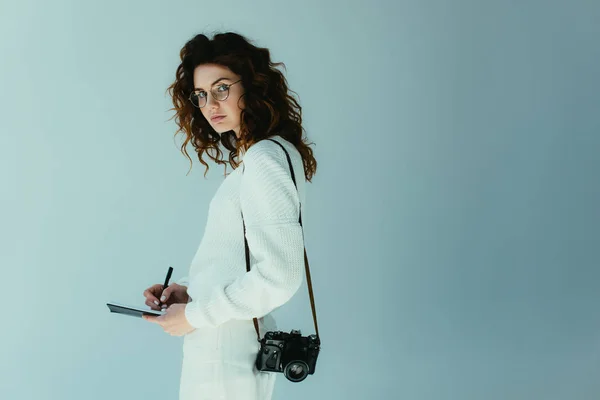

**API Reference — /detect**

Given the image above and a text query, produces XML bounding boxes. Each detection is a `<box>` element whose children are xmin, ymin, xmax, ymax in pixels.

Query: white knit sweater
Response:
<box><xmin>177</xmin><ymin>135</ymin><xmax>307</xmax><ymax>329</ymax></box>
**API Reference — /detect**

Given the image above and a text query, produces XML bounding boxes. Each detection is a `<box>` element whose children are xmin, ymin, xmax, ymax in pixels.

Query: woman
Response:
<box><xmin>141</xmin><ymin>31</ymin><xmax>317</xmax><ymax>400</ymax></box>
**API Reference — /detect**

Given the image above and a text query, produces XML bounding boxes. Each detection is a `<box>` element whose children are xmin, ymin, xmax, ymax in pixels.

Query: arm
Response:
<box><xmin>184</xmin><ymin>143</ymin><xmax>304</xmax><ymax>329</ymax></box>
<box><xmin>175</xmin><ymin>276</ymin><xmax>190</xmax><ymax>302</ymax></box>
<box><xmin>176</xmin><ymin>276</ymin><xmax>190</xmax><ymax>287</ymax></box>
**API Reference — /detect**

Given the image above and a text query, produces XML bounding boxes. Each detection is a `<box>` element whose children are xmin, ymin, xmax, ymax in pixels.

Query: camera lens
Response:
<box><xmin>284</xmin><ymin>360</ymin><xmax>309</xmax><ymax>382</ymax></box>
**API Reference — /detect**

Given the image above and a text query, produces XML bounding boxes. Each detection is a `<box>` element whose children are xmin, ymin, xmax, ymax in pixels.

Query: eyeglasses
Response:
<box><xmin>188</xmin><ymin>80</ymin><xmax>242</xmax><ymax>108</ymax></box>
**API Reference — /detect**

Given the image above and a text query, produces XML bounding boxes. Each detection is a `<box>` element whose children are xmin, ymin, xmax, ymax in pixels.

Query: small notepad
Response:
<box><xmin>107</xmin><ymin>302</ymin><xmax>165</xmax><ymax>318</ymax></box>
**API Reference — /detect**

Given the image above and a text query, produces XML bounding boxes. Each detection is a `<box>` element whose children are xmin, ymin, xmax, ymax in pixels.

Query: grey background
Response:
<box><xmin>1</xmin><ymin>0</ymin><xmax>598</xmax><ymax>399</ymax></box>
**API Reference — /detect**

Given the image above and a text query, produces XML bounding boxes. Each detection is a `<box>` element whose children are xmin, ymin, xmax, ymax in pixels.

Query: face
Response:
<box><xmin>192</xmin><ymin>64</ymin><xmax>245</xmax><ymax>138</ymax></box>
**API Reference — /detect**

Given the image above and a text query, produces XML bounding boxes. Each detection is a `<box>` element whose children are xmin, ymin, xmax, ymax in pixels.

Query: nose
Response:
<box><xmin>206</xmin><ymin>92</ymin><xmax>219</xmax><ymax>108</ymax></box>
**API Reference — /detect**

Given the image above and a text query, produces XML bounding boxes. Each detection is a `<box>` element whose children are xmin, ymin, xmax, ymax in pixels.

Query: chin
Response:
<box><xmin>215</xmin><ymin>127</ymin><xmax>232</xmax><ymax>135</ymax></box>
<box><xmin>213</xmin><ymin>124</ymin><xmax>239</xmax><ymax>135</ymax></box>
<box><xmin>210</xmin><ymin>122</ymin><xmax>227</xmax><ymax>132</ymax></box>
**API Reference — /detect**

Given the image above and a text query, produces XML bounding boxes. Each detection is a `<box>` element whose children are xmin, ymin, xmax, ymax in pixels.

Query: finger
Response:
<box><xmin>145</xmin><ymin>299</ymin><xmax>161</xmax><ymax>311</ymax></box>
<box><xmin>145</xmin><ymin>285</ymin><xmax>165</xmax><ymax>305</ymax></box>
<box><xmin>143</xmin><ymin>289</ymin><xmax>159</xmax><ymax>304</ymax></box>
<box><xmin>159</xmin><ymin>286</ymin><xmax>173</xmax><ymax>304</ymax></box>
<box><xmin>145</xmin><ymin>296</ymin><xmax>163</xmax><ymax>309</ymax></box>
<box><xmin>146</xmin><ymin>283</ymin><xmax>164</xmax><ymax>296</ymax></box>
<box><xmin>143</xmin><ymin>314</ymin><xmax>159</xmax><ymax>323</ymax></box>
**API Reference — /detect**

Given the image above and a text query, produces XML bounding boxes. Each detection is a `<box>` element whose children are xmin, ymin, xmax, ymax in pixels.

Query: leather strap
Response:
<box><xmin>241</xmin><ymin>138</ymin><xmax>320</xmax><ymax>341</ymax></box>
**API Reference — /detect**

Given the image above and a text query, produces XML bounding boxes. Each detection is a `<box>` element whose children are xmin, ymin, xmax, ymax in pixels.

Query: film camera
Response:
<box><xmin>255</xmin><ymin>329</ymin><xmax>321</xmax><ymax>382</ymax></box>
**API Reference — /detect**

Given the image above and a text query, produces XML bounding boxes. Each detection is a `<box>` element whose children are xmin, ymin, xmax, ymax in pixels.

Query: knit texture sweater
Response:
<box><xmin>177</xmin><ymin>135</ymin><xmax>307</xmax><ymax>329</ymax></box>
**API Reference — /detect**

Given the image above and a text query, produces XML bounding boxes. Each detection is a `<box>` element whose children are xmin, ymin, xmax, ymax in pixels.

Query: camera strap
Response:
<box><xmin>241</xmin><ymin>138</ymin><xmax>320</xmax><ymax>342</ymax></box>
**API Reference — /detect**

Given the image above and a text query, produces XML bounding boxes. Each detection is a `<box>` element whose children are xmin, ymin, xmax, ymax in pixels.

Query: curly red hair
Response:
<box><xmin>165</xmin><ymin>31</ymin><xmax>317</xmax><ymax>181</ymax></box>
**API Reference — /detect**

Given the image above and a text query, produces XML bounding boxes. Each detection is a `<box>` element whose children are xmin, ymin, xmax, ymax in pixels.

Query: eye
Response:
<box><xmin>216</xmin><ymin>84</ymin><xmax>229</xmax><ymax>92</ymax></box>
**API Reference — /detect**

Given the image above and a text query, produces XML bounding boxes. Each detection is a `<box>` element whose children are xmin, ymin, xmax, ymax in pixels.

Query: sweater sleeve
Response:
<box><xmin>176</xmin><ymin>276</ymin><xmax>189</xmax><ymax>287</ymax></box>
<box><xmin>184</xmin><ymin>142</ymin><xmax>305</xmax><ymax>329</ymax></box>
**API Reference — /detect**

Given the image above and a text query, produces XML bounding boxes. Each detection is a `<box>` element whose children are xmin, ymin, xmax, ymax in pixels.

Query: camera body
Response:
<box><xmin>255</xmin><ymin>329</ymin><xmax>321</xmax><ymax>382</ymax></box>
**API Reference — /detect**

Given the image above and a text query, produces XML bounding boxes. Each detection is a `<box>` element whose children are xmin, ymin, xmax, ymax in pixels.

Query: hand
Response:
<box><xmin>143</xmin><ymin>283</ymin><xmax>189</xmax><ymax>311</ymax></box>
<box><xmin>142</xmin><ymin>303</ymin><xmax>196</xmax><ymax>336</ymax></box>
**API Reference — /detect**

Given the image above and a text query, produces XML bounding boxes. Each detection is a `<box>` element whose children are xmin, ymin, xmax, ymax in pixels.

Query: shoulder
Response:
<box><xmin>243</xmin><ymin>137</ymin><xmax>288</xmax><ymax>168</ymax></box>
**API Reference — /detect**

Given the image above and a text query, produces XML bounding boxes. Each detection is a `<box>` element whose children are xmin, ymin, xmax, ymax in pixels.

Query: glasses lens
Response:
<box><xmin>190</xmin><ymin>92</ymin><xmax>206</xmax><ymax>108</ymax></box>
<box><xmin>214</xmin><ymin>85</ymin><xmax>229</xmax><ymax>101</ymax></box>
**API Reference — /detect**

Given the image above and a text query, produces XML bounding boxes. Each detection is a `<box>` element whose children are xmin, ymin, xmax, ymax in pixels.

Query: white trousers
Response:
<box><xmin>179</xmin><ymin>315</ymin><xmax>278</xmax><ymax>400</ymax></box>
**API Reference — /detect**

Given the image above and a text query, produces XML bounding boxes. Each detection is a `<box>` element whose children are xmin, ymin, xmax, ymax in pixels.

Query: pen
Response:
<box><xmin>158</xmin><ymin>266</ymin><xmax>173</xmax><ymax>308</ymax></box>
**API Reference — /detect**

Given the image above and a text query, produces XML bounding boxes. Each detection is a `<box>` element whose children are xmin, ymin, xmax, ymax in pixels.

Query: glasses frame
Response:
<box><xmin>188</xmin><ymin>79</ymin><xmax>242</xmax><ymax>108</ymax></box>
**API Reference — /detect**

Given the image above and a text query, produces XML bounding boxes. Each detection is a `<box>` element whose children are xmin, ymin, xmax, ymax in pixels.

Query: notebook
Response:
<box><xmin>107</xmin><ymin>301</ymin><xmax>165</xmax><ymax>318</ymax></box>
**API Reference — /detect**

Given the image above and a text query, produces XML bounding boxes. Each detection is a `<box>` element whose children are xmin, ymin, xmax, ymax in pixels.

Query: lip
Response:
<box><xmin>211</xmin><ymin>115</ymin><xmax>226</xmax><ymax>122</ymax></box>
